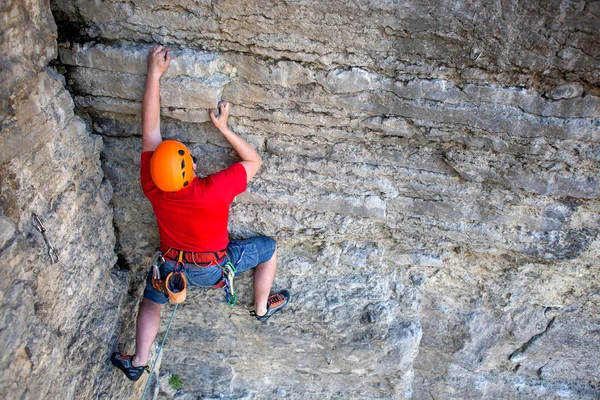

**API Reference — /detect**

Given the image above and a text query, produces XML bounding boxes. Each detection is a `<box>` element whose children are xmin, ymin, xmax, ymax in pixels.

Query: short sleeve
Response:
<box><xmin>207</xmin><ymin>162</ymin><xmax>247</xmax><ymax>203</ymax></box>
<box><xmin>140</xmin><ymin>151</ymin><xmax>156</xmax><ymax>193</ymax></box>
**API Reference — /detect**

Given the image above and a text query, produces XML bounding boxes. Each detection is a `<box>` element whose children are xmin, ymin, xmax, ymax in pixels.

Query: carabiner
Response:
<box><xmin>32</xmin><ymin>213</ymin><xmax>45</xmax><ymax>233</ymax></box>
<box><xmin>47</xmin><ymin>245</ymin><xmax>59</xmax><ymax>264</ymax></box>
<box><xmin>152</xmin><ymin>250</ymin><xmax>165</xmax><ymax>268</ymax></box>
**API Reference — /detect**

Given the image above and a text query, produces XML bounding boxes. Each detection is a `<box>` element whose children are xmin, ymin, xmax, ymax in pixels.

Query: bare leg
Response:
<box><xmin>132</xmin><ymin>298</ymin><xmax>163</xmax><ymax>367</ymax></box>
<box><xmin>253</xmin><ymin>248</ymin><xmax>277</xmax><ymax>316</ymax></box>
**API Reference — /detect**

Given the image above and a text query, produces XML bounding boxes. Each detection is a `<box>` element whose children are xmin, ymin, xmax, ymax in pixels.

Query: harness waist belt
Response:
<box><xmin>162</xmin><ymin>247</ymin><xmax>227</xmax><ymax>264</ymax></box>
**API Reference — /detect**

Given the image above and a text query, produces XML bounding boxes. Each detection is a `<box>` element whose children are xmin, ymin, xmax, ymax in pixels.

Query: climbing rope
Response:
<box><xmin>140</xmin><ymin>302</ymin><xmax>179</xmax><ymax>400</ymax></box>
<box><xmin>138</xmin><ymin>242</ymin><xmax>249</xmax><ymax>397</ymax></box>
<box><xmin>32</xmin><ymin>213</ymin><xmax>59</xmax><ymax>264</ymax></box>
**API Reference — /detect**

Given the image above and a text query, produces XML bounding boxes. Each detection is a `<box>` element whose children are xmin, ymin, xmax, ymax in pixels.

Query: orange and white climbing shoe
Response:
<box><xmin>251</xmin><ymin>289</ymin><xmax>290</xmax><ymax>322</ymax></box>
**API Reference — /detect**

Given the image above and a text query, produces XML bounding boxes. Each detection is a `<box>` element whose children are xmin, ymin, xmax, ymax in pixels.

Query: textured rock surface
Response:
<box><xmin>0</xmin><ymin>1</ymin><xmax>134</xmax><ymax>399</ymax></box>
<box><xmin>1</xmin><ymin>0</ymin><xmax>599</xmax><ymax>399</ymax></box>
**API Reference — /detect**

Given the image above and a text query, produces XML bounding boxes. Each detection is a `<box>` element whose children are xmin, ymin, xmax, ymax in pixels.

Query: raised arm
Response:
<box><xmin>210</xmin><ymin>101</ymin><xmax>262</xmax><ymax>183</ymax></box>
<box><xmin>142</xmin><ymin>45</ymin><xmax>171</xmax><ymax>152</ymax></box>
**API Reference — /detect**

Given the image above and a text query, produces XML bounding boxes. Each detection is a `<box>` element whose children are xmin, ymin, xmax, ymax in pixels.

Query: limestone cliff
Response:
<box><xmin>0</xmin><ymin>1</ymin><xmax>129</xmax><ymax>398</ymax></box>
<box><xmin>1</xmin><ymin>0</ymin><xmax>599</xmax><ymax>399</ymax></box>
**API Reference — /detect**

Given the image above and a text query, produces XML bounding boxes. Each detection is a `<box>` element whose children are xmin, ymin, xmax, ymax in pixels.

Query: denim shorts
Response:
<box><xmin>143</xmin><ymin>236</ymin><xmax>277</xmax><ymax>305</ymax></box>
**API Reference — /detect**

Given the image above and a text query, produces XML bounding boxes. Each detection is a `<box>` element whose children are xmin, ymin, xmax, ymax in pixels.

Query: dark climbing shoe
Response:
<box><xmin>110</xmin><ymin>352</ymin><xmax>149</xmax><ymax>381</ymax></box>
<box><xmin>251</xmin><ymin>289</ymin><xmax>290</xmax><ymax>322</ymax></box>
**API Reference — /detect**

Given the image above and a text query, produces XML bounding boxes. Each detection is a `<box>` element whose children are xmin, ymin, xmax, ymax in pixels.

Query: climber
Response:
<box><xmin>110</xmin><ymin>44</ymin><xmax>290</xmax><ymax>381</ymax></box>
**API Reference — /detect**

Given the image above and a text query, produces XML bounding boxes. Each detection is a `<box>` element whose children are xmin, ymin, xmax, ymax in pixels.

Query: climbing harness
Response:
<box><xmin>140</xmin><ymin>302</ymin><xmax>179</xmax><ymax>400</ymax></box>
<box><xmin>161</xmin><ymin>246</ymin><xmax>227</xmax><ymax>264</ymax></box>
<box><xmin>151</xmin><ymin>242</ymin><xmax>246</xmax><ymax>306</ymax></box>
<box><xmin>139</xmin><ymin>243</ymin><xmax>246</xmax><ymax>396</ymax></box>
<box><xmin>32</xmin><ymin>213</ymin><xmax>59</xmax><ymax>264</ymax></box>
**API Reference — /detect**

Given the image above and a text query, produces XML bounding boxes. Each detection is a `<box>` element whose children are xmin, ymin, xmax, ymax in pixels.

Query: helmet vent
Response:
<box><xmin>181</xmin><ymin>160</ymin><xmax>185</xmax><ymax>169</ymax></box>
<box><xmin>183</xmin><ymin>181</ymin><xmax>189</xmax><ymax>187</ymax></box>
<box><xmin>178</xmin><ymin>150</ymin><xmax>185</xmax><ymax>156</ymax></box>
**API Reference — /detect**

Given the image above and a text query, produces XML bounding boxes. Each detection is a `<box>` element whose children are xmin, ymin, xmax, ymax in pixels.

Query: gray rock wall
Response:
<box><xmin>1</xmin><ymin>0</ymin><xmax>598</xmax><ymax>399</ymax></box>
<box><xmin>0</xmin><ymin>1</ymin><xmax>135</xmax><ymax>399</ymax></box>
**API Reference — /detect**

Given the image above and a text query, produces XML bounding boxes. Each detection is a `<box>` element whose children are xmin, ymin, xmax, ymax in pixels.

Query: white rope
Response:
<box><xmin>141</xmin><ymin>302</ymin><xmax>179</xmax><ymax>400</ymax></box>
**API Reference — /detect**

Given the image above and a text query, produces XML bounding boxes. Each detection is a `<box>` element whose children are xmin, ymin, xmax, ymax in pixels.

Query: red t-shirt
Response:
<box><xmin>140</xmin><ymin>151</ymin><xmax>247</xmax><ymax>252</ymax></box>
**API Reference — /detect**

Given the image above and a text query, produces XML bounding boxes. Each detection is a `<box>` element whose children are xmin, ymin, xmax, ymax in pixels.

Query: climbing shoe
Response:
<box><xmin>110</xmin><ymin>352</ymin><xmax>150</xmax><ymax>381</ymax></box>
<box><xmin>251</xmin><ymin>289</ymin><xmax>290</xmax><ymax>322</ymax></box>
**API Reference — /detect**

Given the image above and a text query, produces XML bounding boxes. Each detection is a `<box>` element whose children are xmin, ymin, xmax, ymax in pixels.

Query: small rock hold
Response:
<box><xmin>384</xmin><ymin>26</ymin><xmax>396</xmax><ymax>36</ymax></box>
<box><xmin>536</xmin><ymin>322</ymin><xmax>543</xmax><ymax>330</ymax></box>
<box><xmin>470</xmin><ymin>48</ymin><xmax>483</xmax><ymax>61</ymax></box>
<box><xmin>410</xmin><ymin>271</ymin><xmax>427</xmax><ymax>286</ymax></box>
<box><xmin>0</xmin><ymin>216</ymin><xmax>16</xmax><ymax>249</ymax></box>
<box><xmin>557</xmin><ymin>48</ymin><xmax>577</xmax><ymax>60</ymax></box>
<box><xmin>86</xmin><ymin>25</ymin><xmax>100</xmax><ymax>38</ymax></box>
<box><xmin>276</xmin><ymin>387</ymin><xmax>287</xmax><ymax>397</ymax></box>
<box><xmin>546</xmin><ymin>83</ymin><xmax>583</xmax><ymax>100</ymax></box>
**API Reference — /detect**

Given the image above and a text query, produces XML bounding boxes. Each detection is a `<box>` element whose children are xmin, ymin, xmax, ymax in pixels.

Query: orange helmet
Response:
<box><xmin>150</xmin><ymin>140</ymin><xmax>195</xmax><ymax>192</ymax></box>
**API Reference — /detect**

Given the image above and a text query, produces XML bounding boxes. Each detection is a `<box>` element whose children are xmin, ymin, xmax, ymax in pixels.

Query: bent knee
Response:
<box><xmin>256</xmin><ymin>236</ymin><xmax>276</xmax><ymax>264</ymax></box>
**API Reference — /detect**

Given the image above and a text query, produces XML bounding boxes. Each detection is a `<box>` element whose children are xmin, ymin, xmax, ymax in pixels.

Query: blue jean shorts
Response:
<box><xmin>143</xmin><ymin>236</ymin><xmax>277</xmax><ymax>305</ymax></box>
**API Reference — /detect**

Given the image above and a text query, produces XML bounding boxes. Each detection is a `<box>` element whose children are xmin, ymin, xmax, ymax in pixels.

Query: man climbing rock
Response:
<box><xmin>111</xmin><ymin>45</ymin><xmax>290</xmax><ymax>381</ymax></box>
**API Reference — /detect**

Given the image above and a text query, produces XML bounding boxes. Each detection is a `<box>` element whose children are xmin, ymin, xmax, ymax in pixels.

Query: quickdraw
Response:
<box><xmin>32</xmin><ymin>213</ymin><xmax>59</xmax><ymax>264</ymax></box>
<box><xmin>220</xmin><ymin>242</ymin><xmax>245</xmax><ymax>307</ymax></box>
<box><xmin>222</xmin><ymin>261</ymin><xmax>237</xmax><ymax>306</ymax></box>
<box><xmin>151</xmin><ymin>251</ymin><xmax>166</xmax><ymax>293</ymax></box>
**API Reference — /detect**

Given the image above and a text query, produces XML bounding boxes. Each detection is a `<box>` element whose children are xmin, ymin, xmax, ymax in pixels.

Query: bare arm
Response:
<box><xmin>142</xmin><ymin>45</ymin><xmax>171</xmax><ymax>152</ymax></box>
<box><xmin>210</xmin><ymin>101</ymin><xmax>262</xmax><ymax>183</ymax></box>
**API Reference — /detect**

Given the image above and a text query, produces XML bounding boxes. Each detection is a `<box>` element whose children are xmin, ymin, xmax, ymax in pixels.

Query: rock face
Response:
<box><xmin>0</xmin><ymin>1</ymin><xmax>135</xmax><ymax>399</ymax></box>
<box><xmin>1</xmin><ymin>0</ymin><xmax>599</xmax><ymax>399</ymax></box>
